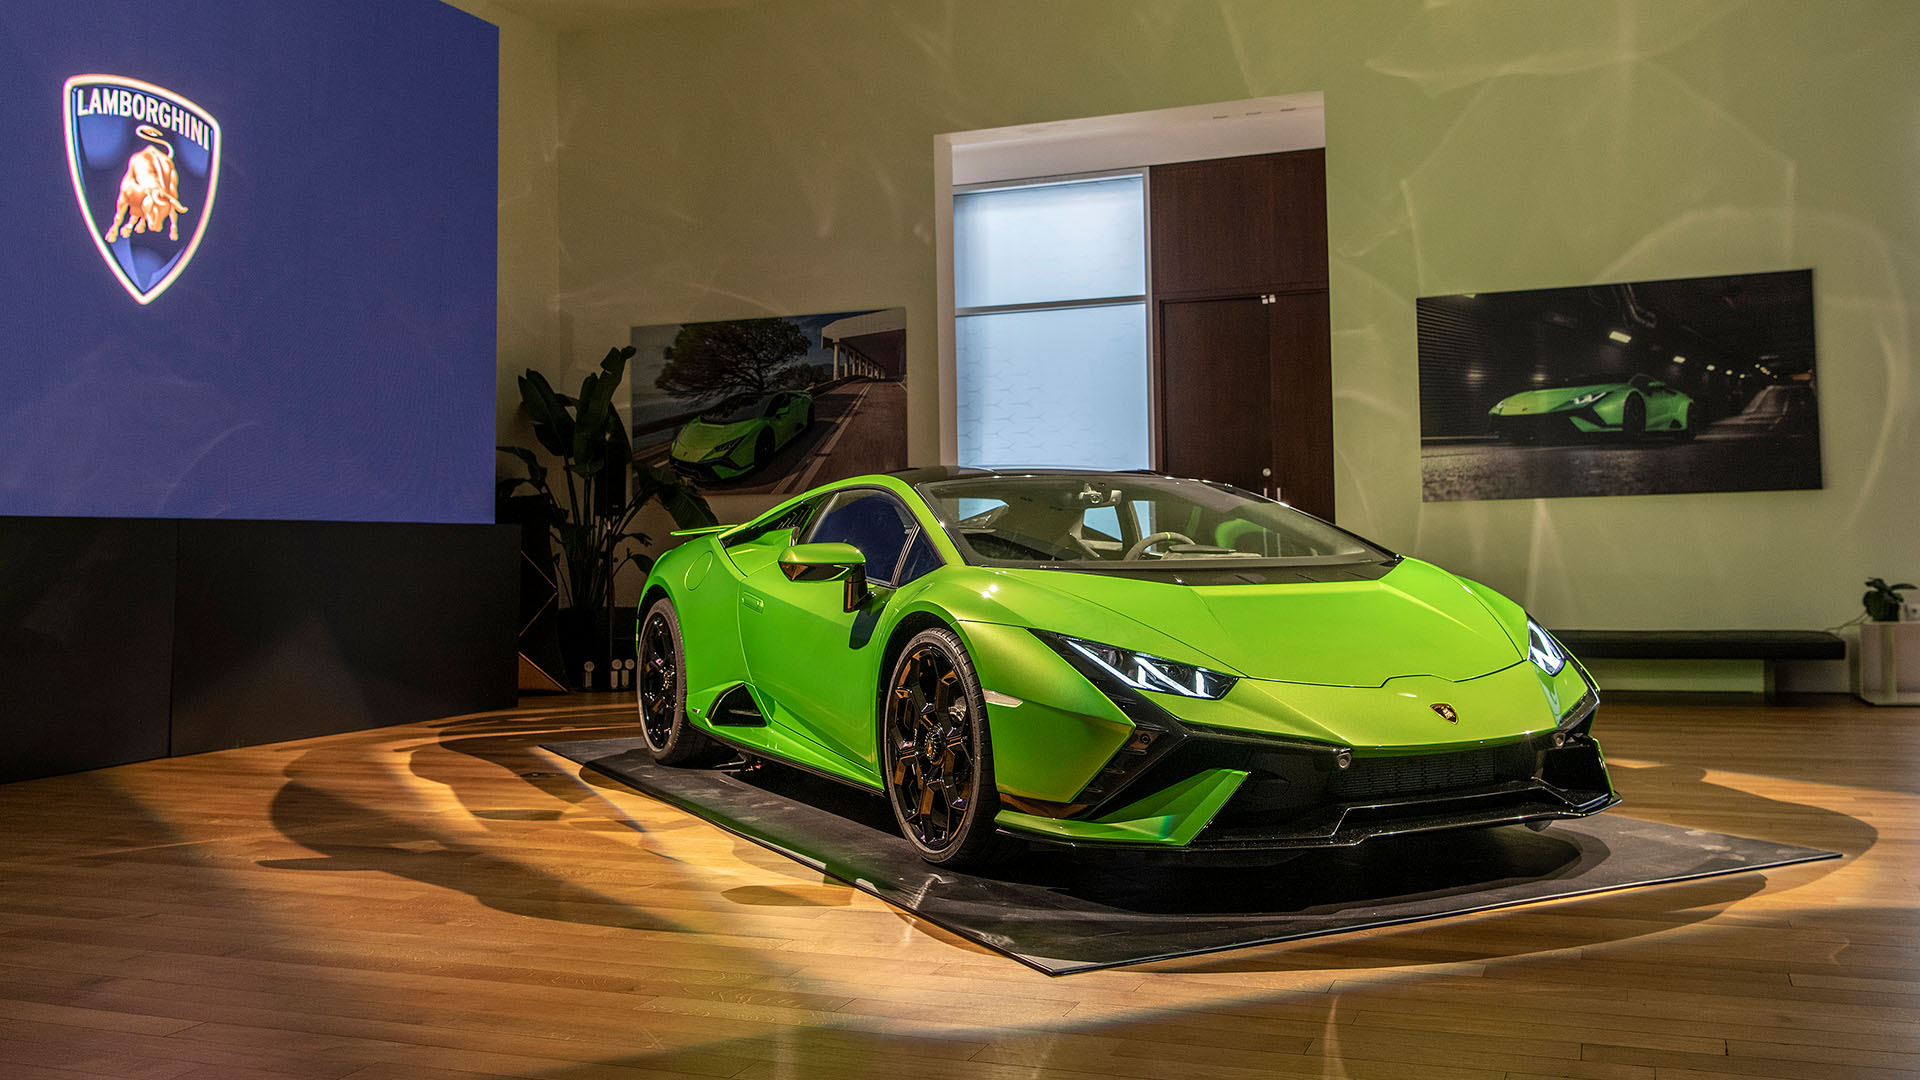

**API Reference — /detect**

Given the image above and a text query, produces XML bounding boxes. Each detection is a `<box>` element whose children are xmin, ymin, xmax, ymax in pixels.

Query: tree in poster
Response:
<box><xmin>655</xmin><ymin>318</ymin><xmax>811</xmax><ymax>401</ymax></box>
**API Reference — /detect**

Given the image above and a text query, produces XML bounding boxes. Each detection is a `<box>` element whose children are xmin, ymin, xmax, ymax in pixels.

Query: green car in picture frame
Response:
<box><xmin>668</xmin><ymin>389</ymin><xmax>813</xmax><ymax>481</ymax></box>
<box><xmin>635</xmin><ymin>468</ymin><xmax>1616</xmax><ymax>868</ymax></box>
<box><xmin>1489</xmin><ymin>371</ymin><xmax>1695</xmax><ymax>443</ymax></box>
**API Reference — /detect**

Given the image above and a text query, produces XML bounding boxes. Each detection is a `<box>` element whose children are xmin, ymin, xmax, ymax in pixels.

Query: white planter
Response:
<box><xmin>1851</xmin><ymin>621</ymin><xmax>1920</xmax><ymax>706</ymax></box>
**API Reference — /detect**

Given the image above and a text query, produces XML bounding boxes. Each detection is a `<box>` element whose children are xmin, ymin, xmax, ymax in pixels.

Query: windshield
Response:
<box><xmin>699</xmin><ymin>394</ymin><xmax>769</xmax><ymax>424</ymax></box>
<box><xmin>917</xmin><ymin>474</ymin><xmax>1389</xmax><ymax>569</ymax></box>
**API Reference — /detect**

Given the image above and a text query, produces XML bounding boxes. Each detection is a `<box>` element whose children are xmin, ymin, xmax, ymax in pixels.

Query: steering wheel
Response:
<box><xmin>1125</xmin><ymin>531</ymin><xmax>1195</xmax><ymax>560</ymax></box>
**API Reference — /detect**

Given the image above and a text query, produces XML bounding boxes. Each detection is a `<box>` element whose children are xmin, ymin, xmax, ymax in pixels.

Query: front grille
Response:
<box><xmin>1331</xmin><ymin>743</ymin><xmax>1536</xmax><ymax>801</ymax></box>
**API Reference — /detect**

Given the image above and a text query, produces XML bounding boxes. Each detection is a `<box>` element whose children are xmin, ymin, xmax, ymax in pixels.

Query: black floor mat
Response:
<box><xmin>545</xmin><ymin>737</ymin><xmax>1839</xmax><ymax>974</ymax></box>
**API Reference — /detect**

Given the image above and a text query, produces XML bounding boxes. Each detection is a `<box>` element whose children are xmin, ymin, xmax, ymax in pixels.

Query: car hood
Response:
<box><xmin>1492</xmin><ymin>384</ymin><xmax>1619</xmax><ymax>414</ymax></box>
<box><xmin>672</xmin><ymin>418</ymin><xmax>754</xmax><ymax>456</ymax></box>
<box><xmin>1001</xmin><ymin>558</ymin><xmax>1524</xmax><ymax>687</ymax></box>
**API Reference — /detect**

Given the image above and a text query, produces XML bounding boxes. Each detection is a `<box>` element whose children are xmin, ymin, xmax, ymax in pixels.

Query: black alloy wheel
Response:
<box><xmin>1622</xmin><ymin>395</ymin><xmax>1646</xmax><ymax>440</ymax></box>
<box><xmin>636</xmin><ymin>598</ymin><xmax>716</xmax><ymax>764</ymax></box>
<box><xmin>882</xmin><ymin>628</ymin><xmax>1001</xmax><ymax>867</ymax></box>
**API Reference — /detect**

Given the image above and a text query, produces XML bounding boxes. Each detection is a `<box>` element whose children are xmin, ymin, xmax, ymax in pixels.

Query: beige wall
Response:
<box><xmin>443</xmin><ymin>0</ymin><xmax>568</xmax><ymax>456</ymax></box>
<box><xmin>474</xmin><ymin>0</ymin><xmax>1920</xmax><ymax>633</ymax></box>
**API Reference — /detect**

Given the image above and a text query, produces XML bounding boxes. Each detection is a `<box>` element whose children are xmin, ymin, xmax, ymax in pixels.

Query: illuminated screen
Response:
<box><xmin>0</xmin><ymin>0</ymin><xmax>497</xmax><ymax>523</ymax></box>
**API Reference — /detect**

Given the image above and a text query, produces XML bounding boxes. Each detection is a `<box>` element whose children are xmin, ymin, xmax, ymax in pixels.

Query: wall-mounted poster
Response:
<box><xmin>1418</xmin><ymin>269</ymin><xmax>1820</xmax><ymax>502</ymax></box>
<box><xmin>629</xmin><ymin>308</ymin><xmax>906</xmax><ymax>497</ymax></box>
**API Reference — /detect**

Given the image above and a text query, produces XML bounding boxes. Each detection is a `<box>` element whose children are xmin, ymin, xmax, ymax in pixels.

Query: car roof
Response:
<box><xmin>883</xmin><ymin>465</ymin><xmax>1164</xmax><ymax>485</ymax></box>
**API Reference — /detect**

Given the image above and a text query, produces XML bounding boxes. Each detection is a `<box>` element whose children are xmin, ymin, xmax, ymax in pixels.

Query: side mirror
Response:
<box><xmin>778</xmin><ymin>542</ymin><xmax>870</xmax><ymax>612</ymax></box>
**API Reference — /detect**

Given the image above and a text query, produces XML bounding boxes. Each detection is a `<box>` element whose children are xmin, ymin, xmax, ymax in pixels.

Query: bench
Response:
<box><xmin>1551</xmin><ymin>629</ymin><xmax>1845</xmax><ymax>697</ymax></box>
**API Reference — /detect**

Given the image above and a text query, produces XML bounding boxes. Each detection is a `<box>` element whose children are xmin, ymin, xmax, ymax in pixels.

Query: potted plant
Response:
<box><xmin>1853</xmin><ymin>577</ymin><xmax>1919</xmax><ymax>705</ymax></box>
<box><xmin>1862</xmin><ymin>578</ymin><xmax>1915</xmax><ymax>622</ymax></box>
<box><xmin>499</xmin><ymin>345</ymin><xmax>717</xmax><ymax>688</ymax></box>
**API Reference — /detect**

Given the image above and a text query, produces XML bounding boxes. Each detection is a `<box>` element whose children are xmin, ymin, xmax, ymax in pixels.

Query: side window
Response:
<box><xmin>952</xmin><ymin>497</ymin><xmax>1006</xmax><ymax>524</ymax></box>
<box><xmin>805</xmin><ymin>491</ymin><xmax>916</xmax><ymax>585</ymax></box>
<box><xmin>895</xmin><ymin>530</ymin><xmax>943</xmax><ymax>585</ymax></box>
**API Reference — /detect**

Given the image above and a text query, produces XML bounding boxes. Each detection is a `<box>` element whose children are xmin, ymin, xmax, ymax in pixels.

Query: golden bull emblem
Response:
<box><xmin>104</xmin><ymin>125</ymin><xmax>189</xmax><ymax>244</ymax></box>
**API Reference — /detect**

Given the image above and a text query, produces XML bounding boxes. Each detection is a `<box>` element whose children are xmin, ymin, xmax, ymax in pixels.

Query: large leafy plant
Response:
<box><xmin>498</xmin><ymin>345</ymin><xmax>716</xmax><ymax>628</ymax></box>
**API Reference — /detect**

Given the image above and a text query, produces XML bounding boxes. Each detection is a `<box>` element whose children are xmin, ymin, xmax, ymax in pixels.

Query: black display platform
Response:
<box><xmin>545</xmin><ymin>737</ymin><xmax>1839</xmax><ymax>974</ymax></box>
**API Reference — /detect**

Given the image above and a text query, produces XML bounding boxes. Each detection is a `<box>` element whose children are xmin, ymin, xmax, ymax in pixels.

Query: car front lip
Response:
<box><xmin>1000</xmin><ymin>716</ymin><xmax>1618</xmax><ymax>857</ymax></box>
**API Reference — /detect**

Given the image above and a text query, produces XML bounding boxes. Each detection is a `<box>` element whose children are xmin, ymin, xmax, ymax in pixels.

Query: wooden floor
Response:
<box><xmin>1</xmin><ymin>694</ymin><xmax>1915</xmax><ymax>1080</ymax></box>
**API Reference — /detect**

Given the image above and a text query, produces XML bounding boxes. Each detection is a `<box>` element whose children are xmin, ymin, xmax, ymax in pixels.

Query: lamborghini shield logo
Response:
<box><xmin>1430</xmin><ymin>702</ymin><xmax>1459</xmax><ymax>724</ymax></box>
<box><xmin>64</xmin><ymin>75</ymin><xmax>222</xmax><ymax>304</ymax></box>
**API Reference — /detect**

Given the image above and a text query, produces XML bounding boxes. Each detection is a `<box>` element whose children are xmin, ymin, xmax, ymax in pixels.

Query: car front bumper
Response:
<box><xmin>973</xmin><ymin>624</ymin><xmax>1616</xmax><ymax>856</ymax></box>
<box><xmin>1489</xmin><ymin>408</ymin><xmax>1616</xmax><ymax>439</ymax></box>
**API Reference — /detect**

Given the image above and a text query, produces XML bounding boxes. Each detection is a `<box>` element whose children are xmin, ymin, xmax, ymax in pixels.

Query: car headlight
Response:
<box><xmin>1568</xmin><ymin>391</ymin><xmax>1607</xmax><ymax>407</ymax></box>
<box><xmin>1526</xmin><ymin>616</ymin><xmax>1568</xmax><ymax>676</ymax></box>
<box><xmin>1057</xmin><ymin>635</ymin><xmax>1237</xmax><ymax>700</ymax></box>
<box><xmin>704</xmin><ymin>435</ymin><xmax>746</xmax><ymax>460</ymax></box>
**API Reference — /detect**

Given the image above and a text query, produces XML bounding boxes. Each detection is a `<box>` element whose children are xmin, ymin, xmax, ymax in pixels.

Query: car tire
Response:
<box><xmin>881</xmin><ymin>627</ymin><xmax>1003</xmax><ymax>868</ymax></box>
<box><xmin>1621</xmin><ymin>395</ymin><xmax>1646</xmax><ymax>440</ymax></box>
<box><xmin>637</xmin><ymin>598</ymin><xmax>719</xmax><ymax>765</ymax></box>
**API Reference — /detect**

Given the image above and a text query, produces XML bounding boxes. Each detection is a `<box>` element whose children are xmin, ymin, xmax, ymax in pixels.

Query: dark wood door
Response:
<box><xmin>1267</xmin><ymin>289</ymin><xmax>1334</xmax><ymax>520</ymax></box>
<box><xmin>1160</xmin><ymin>297</ymin><xmax>1271</xmax><ymax>495</ymax></box>
<box><xmin>1159</xmin><ymin>290</ymin><xmax>1334</xmax><ymax>520</ymax></box>
<box><xmin>1151</xmin><ymin>149</ymin><xmax>1328</xmax><ymax>297</ymax></box>
<box><xmin>1151</xmin><ymin>148</ymin><xmax>1333</xmax><ymax>520</ymax></box>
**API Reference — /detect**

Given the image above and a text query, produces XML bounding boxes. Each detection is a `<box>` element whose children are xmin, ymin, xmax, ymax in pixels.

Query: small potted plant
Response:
<box><xmin>1862</xmin><ymin>578</ymin><xmax>1915</xmax><ymax>622</ymax></box>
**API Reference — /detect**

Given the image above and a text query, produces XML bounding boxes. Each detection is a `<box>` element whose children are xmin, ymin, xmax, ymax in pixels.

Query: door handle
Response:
<box><xmin>740</xmin><ymin>594</ymin><xmax>764</xmax><ymax>612</ymax></box>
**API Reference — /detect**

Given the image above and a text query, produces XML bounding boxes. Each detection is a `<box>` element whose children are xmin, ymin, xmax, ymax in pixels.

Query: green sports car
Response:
<box><xmin>1489</xmin><ymin>372</ymin><xmax>1695</xmax><ymax>442</ymax></box>
<box><xmin>636</xmin><ymin>468</ymin><xmax>1615</xmax><ymax>867</ymax></box>
<box><xmin>668</xmin><ymin>390</ymin><xmax>813</xmax><ymax>481</ymax></box>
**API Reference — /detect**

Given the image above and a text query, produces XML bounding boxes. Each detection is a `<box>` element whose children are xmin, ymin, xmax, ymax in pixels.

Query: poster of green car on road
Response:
<box><xmin>629</xmin><ymin>308</ymin><xmax>907</xmax><ymax>499</ymax></box>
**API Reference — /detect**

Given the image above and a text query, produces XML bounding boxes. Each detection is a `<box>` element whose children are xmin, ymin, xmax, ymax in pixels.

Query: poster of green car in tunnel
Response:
<box><xmin>629</xmin><ymin>309</ymin><xmax>907</xmax><ymax>496</ymax></box>
<box><xmin>1417</xmin><ymin>269</ymin><xmax>1821</xmax><ymax>502</ymax></box>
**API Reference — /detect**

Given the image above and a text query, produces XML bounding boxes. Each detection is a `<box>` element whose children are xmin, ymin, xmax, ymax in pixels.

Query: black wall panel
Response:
<box><xmin>0</xmin><ymin>519</ymin><xmax>517</xmax><ymax>782</ymax></box>
<box><xmin>170</xmin><ymin>522</ymin><xmax>518</xmax><ymax>755</ymax></box>
<box><xmin>0</xmin><ymin>518</ymin><xmax>176</xmax><ymax>783</ymax></box>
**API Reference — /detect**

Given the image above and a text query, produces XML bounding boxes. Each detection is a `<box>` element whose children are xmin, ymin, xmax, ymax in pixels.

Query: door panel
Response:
<box><xmin>1268</xmin><ymin>290</ymin><xmax>1335</xmax><ymax>520</ymax></box>
<box><xmin>735</xmin><ymin>490</ymin><xmax>918</xmax><ymax>773</ymax></box>
<box><xmin>1159</xmin><ymin>291</ymin><xmax>1334</xmax><ymax>520</ymax></box>
<box><xmin>1149</xmin><ymin>149</ymin><xmax>1328</xmax><ymax>297</ymax></box>
<box><xmin>1160</xmin><ymin>296</ymin><xmax>1272</xmax><ymax>494</ymax></box>
<box><xmin>736</xmin><ymin>557</ymin><xmax>882</xmax><ymax>773</ymax></box>
<box><xmin>1149</xmin><ymin>155</ymin><xmax>1275</xmax><ymax>298</ymax></box>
